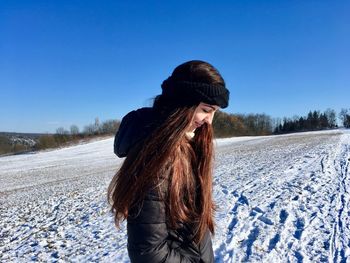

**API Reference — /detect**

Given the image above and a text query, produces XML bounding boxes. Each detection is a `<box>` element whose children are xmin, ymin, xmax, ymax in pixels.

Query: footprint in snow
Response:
<box><xmin>238</xmin><ymin>193</ymin><xmax>249</xmax><ymax>206</ymax></box>
<box><xmin>292</xmin><ymin>195</ymin><xmax>299</xmax><ymax>201</ymax></box>
<box><xmin>293</xmin><ymin>218</ymin><xmax>305</xmax><ymax>240</ymax></box>
<box><xmin>242</xmin><ymin>227</ymin><xmax>260</xmax><ymax>260</ymax></box>
<box><xmin>268</xmin><ymin>201</ymin><xmax>276</xmax><ymax>209</ymax></box>
<box><xmin>268</xmin><ymin>233</ymin><xmax>280</xmax><ymax>252</ymax></box>
<box><xmin>279</xmin><ymin>210</ymin><xmax>288</xmax><ymax>224</ymax></box>
<box><xmin>252</xmin><ymin>206</ymin><xmax>264</xmax><ymax>213</ymax></box>
<box><xmin>258</xmin><ymin>215</ymin><xmax>274</xmax><ymax>225</ymax></box>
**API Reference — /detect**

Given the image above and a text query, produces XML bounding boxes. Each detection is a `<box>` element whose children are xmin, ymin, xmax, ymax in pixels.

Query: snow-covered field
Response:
<box><xmin>1</xmin><ymin>130</ymin><xmax>349</xmax><ymax>262</ymax></box>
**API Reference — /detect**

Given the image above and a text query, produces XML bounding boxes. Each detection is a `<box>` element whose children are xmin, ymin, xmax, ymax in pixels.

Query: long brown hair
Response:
<box><xmin>107</xmin><ymin>60</ymin><xmax>225</xmax><ymax>242</ymax></box>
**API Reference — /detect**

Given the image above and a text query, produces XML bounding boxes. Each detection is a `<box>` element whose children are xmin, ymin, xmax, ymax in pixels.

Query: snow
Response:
<box><xmin>1</xmin><ymin>130</ymin><xmax>349</xmax><ymax>262</ymax></box>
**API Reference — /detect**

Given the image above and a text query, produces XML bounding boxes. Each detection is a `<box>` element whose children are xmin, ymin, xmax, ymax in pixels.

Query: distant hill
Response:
<box><xmin>0</xmin><ymin>131</ymin><xmax>49</xmax><ymax>138</ymax></box>
<box><xmin>0</xmin><ymin>132</ymin><xmax>48</xmax><ymax>155</ymax></box>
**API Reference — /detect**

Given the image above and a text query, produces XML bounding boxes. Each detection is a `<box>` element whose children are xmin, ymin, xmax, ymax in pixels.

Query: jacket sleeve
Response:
<box><xmin>127</xmin><ymin>188</ymin><xmax>200</xmax><ymax>263</ymax></box>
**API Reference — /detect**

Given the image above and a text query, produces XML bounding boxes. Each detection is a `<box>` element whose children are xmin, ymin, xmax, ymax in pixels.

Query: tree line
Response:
<box><xmin>274</xmin><ymin>109</ymin><xmax>337</xmax><ymax>134</ymax></box>
<box><xmin>212</xmin><ymin>111</ymin><xmax>273</xmax><ymax>137</ymax></box>
<box><xmin>1</xmin><ymin>108</ymin><xmax>349</xmax><ymax>156</ymax></box>
<box><xmin>36</xmin><ymin>118</ymin><xmax>120</xmax><ymax>150</ymax></box>
<box><xmin>0</xmin><ymin>118</ymin><xmax>120</xmax><ymax>155</ymax></box>
<box><xmin>212</xmin><ymin>108</ymin><xmax>350</xmax><ymax>138</ymax></box>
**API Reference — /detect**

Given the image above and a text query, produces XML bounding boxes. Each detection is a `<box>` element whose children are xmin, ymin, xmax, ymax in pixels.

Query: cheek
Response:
<box><xmin>193</xmin><ymin>113</ymin><xmax>203</xmax><ymax>123</ymax></box>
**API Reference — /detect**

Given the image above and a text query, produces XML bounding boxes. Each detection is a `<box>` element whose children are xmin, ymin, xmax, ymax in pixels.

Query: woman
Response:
<box><xmin>108</xmin><ymin>60</ymin><xmax>229</xmax><ymax>262</ymax></box>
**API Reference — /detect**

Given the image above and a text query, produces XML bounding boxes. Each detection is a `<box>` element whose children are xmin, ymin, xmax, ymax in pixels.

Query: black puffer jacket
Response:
<box><xmin>114</xmin><ymin>108</ymin><xmax>214</xmax><ymax>263</ymax></box>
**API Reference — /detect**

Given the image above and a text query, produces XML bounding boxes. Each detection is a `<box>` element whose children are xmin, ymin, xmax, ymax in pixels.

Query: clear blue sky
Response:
<box><xmin>1</xmin><ymin>0</ymin><xmax>349</xmax><ymax>133</ymax></box>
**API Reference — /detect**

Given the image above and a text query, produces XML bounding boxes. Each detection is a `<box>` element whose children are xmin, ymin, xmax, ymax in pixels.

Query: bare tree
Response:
<box><xmin>339</xmin><ymin>108</ymin><xmax>350</xmax><ymax>128</ymax></box>
<box><xmin>56</xmin><ymin>127</ymin><xmax>69</xmax><ymax>135</ymax></box>
<box><xmin>101</xmin><ymin>120</ymin><xmax>120</xmax><ymax>134</ymax></box>
<box><xmin>83</xmin><ymin>124</ymin><xmax>96</xmax><ymax>136</ymax></box>
<box><xmin>325</xmin><ymin>108</ymin><xmax>337</xmax><ymax>128</ymax></box>
<box><xmin>94</xmin><ymin>117</ymin><xmax>101</xmax><ymax>134</ymax></box>
<box><xmin>70</xmin><ymin>125</ymin><xmax>80</xmax><ymax>136</ymax></box>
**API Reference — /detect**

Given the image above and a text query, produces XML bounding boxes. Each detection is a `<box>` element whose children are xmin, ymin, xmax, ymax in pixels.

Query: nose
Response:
<box><xmin>204</xmin><ymin>112</ymin><xmax>215</xmax><ymax>125</ymax></box>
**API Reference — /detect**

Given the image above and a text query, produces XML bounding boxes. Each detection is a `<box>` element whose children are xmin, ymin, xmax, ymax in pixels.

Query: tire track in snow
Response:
<box><xmin>330</xmin><ymin>133</ymin><xmax>350</xmax><ymax>263</ymax></box>
<box><xmin>268</xmin><ymin>148</ymin><xmax>332</xmax><ymax>261</ymax></box>
<box><xmin>213</xmin><ymin>131</ymin><xmax>345</xmax><ymax>262</ymax></box>
<box><xmin>273</xmin><ymin>142</ymin><xmax>346</xmax><ymax>263</ymax></box>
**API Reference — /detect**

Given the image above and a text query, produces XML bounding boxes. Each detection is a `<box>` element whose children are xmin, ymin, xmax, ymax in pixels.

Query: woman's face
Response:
<box><xmin>189</xmin><ymin>102</ymin><xmax>220</xmax><ymax>132</ymax></box>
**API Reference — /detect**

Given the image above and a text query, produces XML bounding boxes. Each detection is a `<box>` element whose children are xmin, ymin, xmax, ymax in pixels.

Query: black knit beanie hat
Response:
<box><xmin>160</xmin><ymin>62</ymin><xmax>230</xmax><ymax>108</ymax></box>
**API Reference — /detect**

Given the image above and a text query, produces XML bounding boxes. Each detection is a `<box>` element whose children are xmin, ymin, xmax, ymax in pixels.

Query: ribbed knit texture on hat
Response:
<box><xmin>161</xmin><ymin>78</ymin><xmax>229</xmax><ymax>108</ymax></box>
